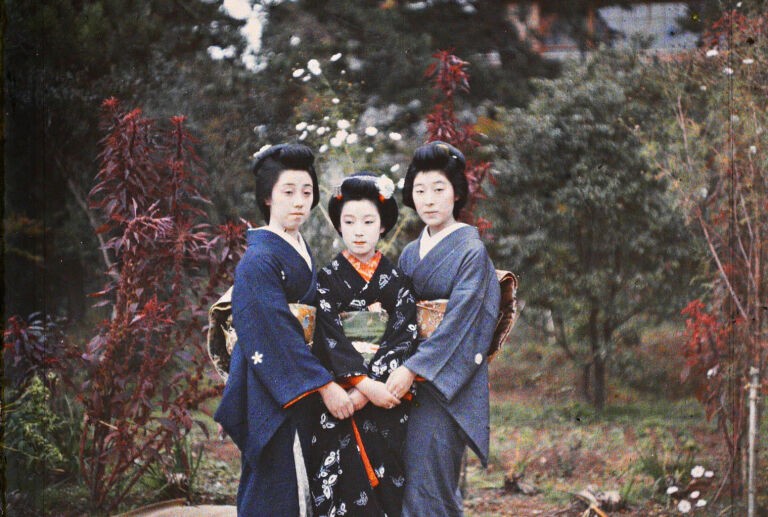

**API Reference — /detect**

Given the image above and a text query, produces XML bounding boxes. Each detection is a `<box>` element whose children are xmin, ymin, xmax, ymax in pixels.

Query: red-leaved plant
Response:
<box><xmin>424</xmin><ymin>50</ymin><xmax>494</xmax><ymax>235</ymax></box>
<box><xmin>78</xmin><ymin>98</ymin><xmax>245</xmax><ymax>512</ymax></box>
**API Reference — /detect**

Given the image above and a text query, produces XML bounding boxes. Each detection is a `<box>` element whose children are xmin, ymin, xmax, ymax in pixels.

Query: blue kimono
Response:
<box><xmin>398</xmin><ymin>225</ymin><xmax>500</xmax><ymax>516</ymax></box>
<box><xmin>214</xmin><ymin>229</ymin><xmax>333</xmax><ymax>516</ymax></box>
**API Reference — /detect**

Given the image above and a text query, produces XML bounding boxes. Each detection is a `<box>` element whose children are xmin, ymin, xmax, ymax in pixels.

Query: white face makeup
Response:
<box><xmin>339</xmin><ymin>199</ymin><xmax>383</xmax><ymax>262</ymax></box>
<box><xmin>266</xmin><ymin>169</ymin><xmax>314</xmax><ymax>237</ymax></box>
<box><xmin>411</xmin><ymin>170</ymin><xmax>457</xmax><ymax>235</ymax></box>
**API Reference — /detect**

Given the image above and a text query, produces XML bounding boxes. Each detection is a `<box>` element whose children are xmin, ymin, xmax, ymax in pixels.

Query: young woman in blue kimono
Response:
<box><xmin>214</xmin><ymin>144</ymin><xmax>356</xmax><ymax>516</ymax></box>
<box><xmin>309</xmin><ymin>172</ymin><xmax>419</xmax><ymax>517</ymax></box>
<box><xmin>385</xmin><ymin>141</ymin><xmax>501</xmax><ymax>516</ymax></box>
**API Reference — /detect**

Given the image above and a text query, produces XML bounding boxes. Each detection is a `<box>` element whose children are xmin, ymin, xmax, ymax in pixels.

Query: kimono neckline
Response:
<box><xmin>248</xmin><ymin>227</ymin><xmax>314</xmax><ymax>272</ymax></box>
<box><xmin>335</xmin><ymin>251</ymin><xmax>387</xmax><ymax>290</ymax></box>
<box><xmin>415</xmin><ymin>224</ymin><xmax>477</xmax><ymax>263</ymax></box>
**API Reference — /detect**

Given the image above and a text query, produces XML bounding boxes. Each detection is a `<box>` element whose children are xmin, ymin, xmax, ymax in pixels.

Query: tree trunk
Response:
<box><xmin>588</xmin><ymin>306</ymin><xmax>606</xmax><ymax>411</ymax></box>
<box><xmin>581</xmin><ymin>362</ymin><xmax>592</xmax><ymax>402</ymax></box>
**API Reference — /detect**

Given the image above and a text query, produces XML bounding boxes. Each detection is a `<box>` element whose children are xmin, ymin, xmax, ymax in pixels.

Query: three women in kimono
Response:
<box><xmin>310</xmin><ymin>172</ymin><xmax>419</xmax><ymax>517</ymax></box>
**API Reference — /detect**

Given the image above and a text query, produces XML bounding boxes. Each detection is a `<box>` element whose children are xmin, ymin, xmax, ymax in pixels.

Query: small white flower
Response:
<box><xmin>332</xmin><ymin>98</ymin><xmax>340</xmax><ymax>104</ymax></box>
<box><xmin>706</xmin><ymin>49</ymin><xmax>719</xmax><ymax>57</ymax></box>
<box><xmin>707</xmin><ymin>365</ymin><xmax>718</xmax><ymax>378</ymax></box>
<box><xmin>337</xmin><ymin>119</ymin><xmax>351</xmax><ymax>129</ymax></box>
<box><xmin>365</xmin><ymin>126</ymin><xmax>378</xmax><ymax>136</ymax></box>
<box><xmin>397</xmin><ymin>178</ymin><xmax>405</xmax><ymax>189</ymax></box>
<box><xmin>365</xmin><ymin>147</ymin><xmax>374</xmax><ymax>153</ymax></box>
<box><xmin>330</xmin><ymin>52</ymin><xmax>343</xmax><ymax>62</ymax></box>
<box><xmin>667</xmin><ymin>486</ymin><xmax>679</xmax><ymax>495</ymax></box>
<box><xmin>743</xmin><ymin>58</ymin><xmax>754</xmax><ymax>64</ymax></box>
<box><xmin>723</xmin><ymin>67</ymin><xmax>734</xmax><ymax>75</ymax></box>
<box><xmin>295</xmin><ymin>122</ymin><xmax>307</xmax><ymax>131</ymax></box>
<box><xmin>319</xmin><ymin>144</ymin><xmax>329</xmax><ymax>153</ymax></box>
<box><xmin>251</xmin><ymin>352</ymin><xmax>264</xmax><ymax>365</ymax></box>
<box><xmin>346</xmin><ymin>133</ymin><xmax>359</xmax><ymax>145</ymax></box>
<box><xmin>690</xmin><ymin>491</ymin><xmax>700</xmax><ymax>499</ymax></box>
<box><xmin>376</xmin><ymin>175</ymin><xmax>396</xmax><ymax>199</ymax></box>
<box><xmin>292</xmin><ymin>68</ymin><xmax>305</xmax><ymax>78</ymax></box>
<box><xmin>691</xmin><ymin>465</ymin><xmax>705</xmax><ymax>478</ymax></box>
<box><xmin>704</xmin><ymin>470</ymin><xmax>714</xmax><ymax>478</ymax></box>
<box><xmin>390</xmin><ymin>164</ymin><xmax>400</xmax><ymax>173</ymax></box>
<box><xmin>699</xmin><ymin>187</ymin><xmax>708</xmax><ymax>199</ymax></box>
<box><xmin>307</xmin><ymin>124</ymin><xmax>317</xmax><ymax>131</ymax></box>
<box><xmin>749</xmin><ymin>145</ymin><xmax>757</xmax><ymax>154</ymax></box>
<box><xmin>307</xmin><ymin>59</ymin><xmax>322</xmax><ymax>75</ymax></box>
<box><xmin>299</xmin><ymin>131</ymin><xmax>308</xmax><ymax>141</ymax></box>
<box><xmin>388</xmin><ymin>132</ymin><xmax>402</xmax><ymax>141</ymax></box>
<box><xmin>696</xmin><ymin>499</ymin><xmax>707</xmax><ymax>507</ymax></box>
<box><xmin>700</xmin><ymin>85</ymin><xmax>707</xmax><ymax>91</ymax></box>
<box><xmin>289</xmin><ymin>35</ymin><xmax>301</xmax><ymax>47</ymax></box>
<box><xmin>317</xmin><ymin>127</ymin><xmax>327</xmax><ymax>135</ymax></box>
<box><xmin>677</xmin><ymin>499</ymin><xmax>691</xmax><ymax>513</ymax></box>
<box><xmin>302</xmin><ymin>75</ymin><xmax>311</xmax><ymax>83</ymax></box>
<box><xmin>330</xmin><ymin>137</ymin><xmax>343</xmax><ymax>148</ymax></box>
<box><xmin>335</xmin><ymin>130</ymin><xmax>349</xmax><ymax>142</ymax></box>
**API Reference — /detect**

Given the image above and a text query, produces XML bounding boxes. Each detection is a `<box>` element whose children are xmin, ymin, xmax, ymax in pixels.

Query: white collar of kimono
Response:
<box><xmin>257</xmin><ymin>226</ymin><xmax>313</xmax><ymax>270</ymax></box>
<box><xmin>419</xmin><ymin>221</ymin><xmax>469</xmax><ymax>259</ymax></box>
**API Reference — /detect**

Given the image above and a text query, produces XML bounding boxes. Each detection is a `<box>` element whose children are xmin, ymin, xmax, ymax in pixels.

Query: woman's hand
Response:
<box><xmin>386</xmin><ymin>366</ymin><xmax>416</xmax><ymax>399</ymax></box>
<box><xmin>357</xmin><ymin>378</ymin><xmax>401</xmax><ymax>409</ymax></box>
<box><xmin>347</xmin><ymin>387</ymin><xmax>369</xmax><ymax>411</ymax></box>
<box><xmin>319</xmin><ymin>382</ymin><xmax>355</xmax><ymax>420</ymax></box>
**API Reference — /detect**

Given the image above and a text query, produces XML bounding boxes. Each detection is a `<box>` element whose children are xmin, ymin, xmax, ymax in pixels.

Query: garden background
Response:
<box><xmin>2</xmin><ymin>1</ymin><xmax>766</xmax><ymax>515</ymax></box>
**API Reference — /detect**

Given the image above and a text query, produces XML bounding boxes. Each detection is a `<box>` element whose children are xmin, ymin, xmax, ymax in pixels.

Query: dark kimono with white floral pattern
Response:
<box><xmin>310</xmin><ymin>253</ymin><xmax>418</xmax><ymax>517</ymax></box>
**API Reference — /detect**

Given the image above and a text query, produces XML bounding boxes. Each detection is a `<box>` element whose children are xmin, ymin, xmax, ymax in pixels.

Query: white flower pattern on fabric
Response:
<box><xmin>326</xmin><ymin>338</ymin><xmax>337</xmax><ymax>349</ymax></box>
<box><xmin>354</xmin><ymin>492</ymin><xmax>368</xmax><ymax>506</ymax></box>
<box><xmin>251</xmin><ymin>352</ymin><xmax>263</xmax><ymax>365</ymax></box>
<box><xmin>320</xmin><ymin>300</ymin><xmax>332</xmax><ymax>312</ymax></box>
<box><xmin>378</xmin><ymin>274</ymin><xmax>390</xmax><ymax>289</ymax></box>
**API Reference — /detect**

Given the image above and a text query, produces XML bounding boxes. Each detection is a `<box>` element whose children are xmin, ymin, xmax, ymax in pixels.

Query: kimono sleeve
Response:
<box><xmin>314</xmin><ymin>271</ymin><xmax>368</xmax><ymax>381</ymax></box>
<box><xmin>403</xmin><ymin>245</ymin><xmax>500</xmax><ymax>403</ymax></box>
<box><xmin>378</xmin><ymin>272</ymin><xmax>418</xmax><ymax>356</ymax></box>
<box><xmin>232</xmin><ymin>252</ymin><xmax>332</xmax><ymax>407</ymax></box>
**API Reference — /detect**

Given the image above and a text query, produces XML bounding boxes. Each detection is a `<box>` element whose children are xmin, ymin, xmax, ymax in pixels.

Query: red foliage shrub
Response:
<box><xmin>76</xmin><ymin>98</ymin><xmax>246</xmax><ymax>512</ymax></box>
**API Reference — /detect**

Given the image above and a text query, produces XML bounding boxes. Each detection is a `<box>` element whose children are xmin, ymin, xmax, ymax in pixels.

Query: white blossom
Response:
<box><xmin>319</xmin><ymin>144</ymin><xmax>329</xmax><ymax>153</ymax></box>
<box><xmin>700</xmin><ymin>85</ymin><xmax>707</xmax><ymax>91</ymax></box>
<box><xmin>388</xmin><ymin>132</ymin><xmax>402</xmax><ymax>141</ymax></box>
<box><xmin>667</xmin><ymin>486</ymin><xmax>679</xmax><ymax>495</ymax></box>
<box><xmin>723</xmin><ymin>67</ymin><xmax>734</xmax><ymax>75</ymax></box>
<box><xmin>707</xmin><ymin>365</ymin><xmax>718</xmax><ymax>378</ymax></box>
<box><xmin>335</xmin><ymin>129</ymin><xmax>349</xmax><ymax>141</ymax></box>
<box><xmin>330</xmin><ymin>52</ymin><xmax>343</xmax><ymax>62</ymax></box>
<box><xmin>345</xmin><ymin>133</ymin><xmax>358</xmax><ymax>145</ymax></box>
<box><xmin>292</xmin><ymin>68</ymin><xmax>305</xmax><ymax>78</ymax></box>
<box><xmin>376</xmin><ymin>175</ymin><xmax>396</xmax><ymax>199</ymax></box>
<box><xmin>337</xmin><ymin>119</ymin><xmax>351</xmax><ymax>130</ymax></box>
<box><xmin>330</xmin><ymin>137</ymin><xmax>343</xmax><ymax>148</ymax></box>
<box><xmin>704</xmin><ymin>470</ymin><xmax>714</xmax><ymax>478</ymax></box>
<box><xmin>302</xmin><ymin>75</ymin><xmax>311</xmax><ymax>82</ymax></box>
<box><xmin>365</xmin><ymin>126</ymin><xmax>379</xmax><ymax>136</ymax></box>
<box><xmin>299</xmin><ymin>131</ymin><xmax>308</xmax><ymax>141</ymax></box>
<box><xmin>332</xmin><ymin>98</ymin><xmax>340</xmax><ymax>104</ymax></box>
<box><xmin>677</xmin><ymin>500</ymin><xmax>691</xmax><ymax>513</ymax></box>
<box><xmin>390</xmin><ymin>164</ymin><xmax>400</xmax><ymax>173</ymax></box>
<box><xmin>295</xmin><ymin>122</ymin><xmax>308</xmax><ymax>131</ymax></box>
<box><xmin>365</xmin><ymin>147</ymin><xmax>374</xmax><ymax>154</ymax></box>
<box><xmin>706</xmin><ymin>49</ymin><xmax>719</xmax><ymax>57</ymax></box>
<box><xmin>397</xmin><ymin>178</ymin><xmax>405</xmax><ymax>189</ymax></box>
<box><xmin>307</xmin><ymin>59</ymin><xmax>322</xmax><ymax>75</ymax></box>
<box><xmin>749</xmin><ymin>145</ymin><xmax>757</xmax><ymax>154</ymax></box>
<box><xmin>307</xmin><ymin>124</ymin><xmax>317</xmax><ymax>131</ymax></box>
<box><xmin>691</xmin><ymin>465</ymin><xmax>705</xmax><ymax>478</ymax></box>
<box><xmin>743</xmin><ymin>58</ymin><xmax>754</xmax><ymax>65</ymax></box>
<box><xmin>690</xmin><ymin>491</ymin><xmax>700</xmax><ymax>499</ymax></box>
<box><xmin>317</xmin><ymin>127</ymin><xmax>328</xmax><ymax>135</ymax></box>
<box><xmin>696</xmin><ymin>499</ymin><xmax>707</xmax><ymax>507</ymax></box>
<box><xmin>289</xmin><ymin>35</ymin><xmax>301</xmax><ymax>47</ymax></box>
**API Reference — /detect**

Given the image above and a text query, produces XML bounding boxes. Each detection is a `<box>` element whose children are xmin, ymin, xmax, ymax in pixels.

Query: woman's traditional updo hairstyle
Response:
<box><xmin>328</xmin><ymin>172</ymin><xmax>399</xmax><ymax>237</ymax></box>
<box><xmin>251</xmin><ymin>143</ymin><xmax>320</xmax><ymax>221</ymax></box>
<box><xmin>402</xmin><ymin>140</ymin><xmax>468</xmax><ymax>219</ymax></box>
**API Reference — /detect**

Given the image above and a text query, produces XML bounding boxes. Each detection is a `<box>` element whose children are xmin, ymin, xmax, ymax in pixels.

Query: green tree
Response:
<box><xmin>488</xmin><ymin>50</ymin><xmax>697</xmax><ymax>410</ymax></box>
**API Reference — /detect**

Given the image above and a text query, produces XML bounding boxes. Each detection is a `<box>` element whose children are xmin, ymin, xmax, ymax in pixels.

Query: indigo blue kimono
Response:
<box><xmin>398</xmin><ymin>225</ymin><xmax>500</xmax><ymax>516</ymax></box>
<box><xmin>214</xmin><ymin>229</ymin><xmax>333</xmax><ymax>516</ymax></box>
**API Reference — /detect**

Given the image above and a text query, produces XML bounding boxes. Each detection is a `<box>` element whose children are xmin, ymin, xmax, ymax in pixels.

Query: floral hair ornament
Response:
<box><xmin>250</xmin><ymin>143</ymin><xmax>288</xmax><ymax>176</ymax></box>
<box><xmin>333</xmin><ymin>174</ymin><xmax>396</xmax><ymax>202</ymax></box>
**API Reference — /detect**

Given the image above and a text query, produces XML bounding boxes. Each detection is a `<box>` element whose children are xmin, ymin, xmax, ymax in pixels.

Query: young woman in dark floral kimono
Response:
<box><xmin>386</xmin><ymin>141</ymin><xmax>501</xmax><ymax>517</ymax></box>
<box><xmin>310</xmin><ymin>172</ymin><xmax>419</xmax><ymax>517</ymax></box>
<box><xmin>214</xmin><ymin>144</ymin><xmax>355</xmax><ymax>517</ymax></box>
